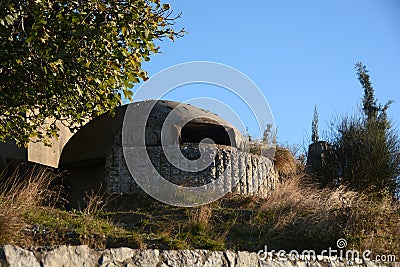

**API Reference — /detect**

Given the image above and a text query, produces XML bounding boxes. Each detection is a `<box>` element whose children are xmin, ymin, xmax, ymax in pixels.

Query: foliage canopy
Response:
<box><xmin>0</xmin><ymin>0</ymin><xmax>184</xmax><ymax>146</ymax></box>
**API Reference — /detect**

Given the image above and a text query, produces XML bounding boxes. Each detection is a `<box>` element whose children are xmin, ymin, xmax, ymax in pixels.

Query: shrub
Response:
<box><xmin>330</xmin><ymin>115</ymin><xmax>400</xmax><ymax>196</ymax></box>
<box><xmin>310</xmin><ymin>63</ymin><xmax>400</xmax><ymax>197</ymax></box>
<box><xmin>274</xmin><ymin>145</ymin><xmax>300</xmax><ymax>178</ymax></box>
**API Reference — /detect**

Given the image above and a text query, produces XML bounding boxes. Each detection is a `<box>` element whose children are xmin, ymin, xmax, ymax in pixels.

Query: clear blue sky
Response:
<box><xmin>135</xmin><ymin>0</ymin><xmax>400</xmax><ymax>148</ymax></box>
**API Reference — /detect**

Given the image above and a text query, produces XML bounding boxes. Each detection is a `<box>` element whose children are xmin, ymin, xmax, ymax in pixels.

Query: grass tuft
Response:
<box><xmin>0</xmin><ymin>167</ymin><xmax>58</xmax><ymax>245</ymax></box>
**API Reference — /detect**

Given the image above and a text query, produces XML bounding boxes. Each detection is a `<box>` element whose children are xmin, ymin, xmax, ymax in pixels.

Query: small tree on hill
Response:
<box><xmin>311</xmin><ymin>105</ymin><xmax>319</xmax><ymax>144</ymax></box>
<box><xmin>328</xmin><ymin>63</ymin><xmax>400</xmax><ymax>197</ymax></box>
<box><xmin>262</xmin><ymin>123</ymin><xmax>277</xmax><ymax>145</ymax></box>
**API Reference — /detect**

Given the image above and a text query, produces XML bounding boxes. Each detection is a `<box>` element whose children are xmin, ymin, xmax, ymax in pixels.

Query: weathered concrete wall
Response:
<box><xmin>28</xmin><ymin>121</ymin><xmax>75</xmax><ymax>168</ymax></box>
<box><xmin>0</xmin><ymin>121</ymin><xmax>74</xmax><ymax>169</ymax></box>
<box><xmin>0</xmin><ymin>245</ymin><xmax>396</xmax><ymax>267</ymax></box>
<box><xmin>105</xmin><ymin>133</ymin><xmax>278</xmax><ymax>198</ymax></box>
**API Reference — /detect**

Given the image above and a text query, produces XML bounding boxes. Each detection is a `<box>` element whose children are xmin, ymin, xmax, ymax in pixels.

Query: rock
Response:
<box><xmin>99</xmin><ymin>247</ymin><xmax>135</xmax><ymax>266</ymax></box>
<box><xmin>236</xmin><ymin>251</ymin><xmax>259</xmax><ymax>266</ymax></box>
<box><xmin>203</xmin><ymin>251</ymin><xmax>227</xmax><ymax>267</ymax></box>
<box><xmin>131</xmin><ymin>249</ymin><xmax>160</xmax><ymax>267</ymax></box>
<box><xmin>42</xmin><ymin>245</ymin><xmax>99</xmax><ymax>267</ymax></box>
<box><xmin>160</xmin><ymin>250</ymin><xmax>204</xmax><ymax>267</ymax></box>
<box><xmin>0</xmin><ymin>245</ymin><xmax>40</xmax><ymax>267</ymax></box>
<box><xmin>0</xmin><ymin>245</ymin><xmax>398</xmax><ymax>267</ymax></box>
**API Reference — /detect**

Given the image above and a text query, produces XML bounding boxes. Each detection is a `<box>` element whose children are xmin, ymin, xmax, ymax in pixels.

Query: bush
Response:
<box><xmin>329</xmin><ymin>115</ymin><xmax>400</xmax><ymax>196</ymax></box>
<box><xmin>310</xmin><ymin>63</ymin><xmax>400</xmax><ymax>198</ymax></box>
<box><xmin>274</xmin><ymin>145</ymin><xmax>301</xmax><ymax>178</ymax></box>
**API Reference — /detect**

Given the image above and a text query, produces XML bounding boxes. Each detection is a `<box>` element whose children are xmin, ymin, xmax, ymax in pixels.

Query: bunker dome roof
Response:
<box><xmin>59</xmin><ymin>100</ymin><xmax>246</xmax><ymax>167</ymax></box>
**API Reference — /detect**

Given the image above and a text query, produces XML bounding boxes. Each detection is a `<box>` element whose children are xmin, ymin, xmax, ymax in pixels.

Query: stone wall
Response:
<box><xmin>105</xmin><ymin>133</ymin><xmax>278</xmax><ymax>198</ymax></box>
<box><xmin>1</xmin><ymin>245</ymin><xmax>396</xmax><ymax>267</ymax></box>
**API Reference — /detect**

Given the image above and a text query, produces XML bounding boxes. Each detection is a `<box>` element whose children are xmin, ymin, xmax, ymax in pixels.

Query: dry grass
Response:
<box><xmin>0</xmin><ymin>168</ymin><xmax>140</xmax><ymax>249</ymax></box>
<box><xmin>343</xmin><ymin>194</ymin><xmax>400</xmax><ymax>255</ymax></box>
<box><xmin>0</xmin><ymin>167</ymin><xmax>59</xmax><ymax>245</ymax></box>
<box><xmin>256</xmin><ymin>173</ymin><xmax>400</xmax><ymax>255</ymax></box>
<box><xmin>83</xmin><ymin>190</ymin><xmax>106</xmax><ymax>217</ymax></box>
<box><xmin>248</xmin><ymin>141</ymin><xmax>302</xmax><ymax>178</ymax></box>
<box><xmin>183</xmin><ymin>204</ymin><xmax>227</xmax><ymax>250</ymax></box>
<box><xmin>186</xmin><ymin>205</ymin><xmax>213</xmax><ymax>226</ymax></box>
<box><xmin>262</xmin><ymin>174</ymin><xmax>357</xmax><ymax>218</ymax></box>
<box><xmin>273</xmin><ymin>146</ymin><xmax>300</xmax><ymax>178</ymax></box>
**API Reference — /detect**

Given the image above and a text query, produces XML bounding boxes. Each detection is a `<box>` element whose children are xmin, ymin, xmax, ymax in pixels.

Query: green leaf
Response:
<box><xmin>123</xmin><ymin>89</ymin><xmax>133</xmax><ymax>100</ymax></box>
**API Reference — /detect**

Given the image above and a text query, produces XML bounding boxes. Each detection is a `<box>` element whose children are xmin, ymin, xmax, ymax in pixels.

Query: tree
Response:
<box><xmin>356</xmin><ymin>62</ymin><xmax>393</xmax><ymax>128</ymax></box>
<box><xmin>311</xmin><ymin>105</ymin><xmax>319</xmax><ymax>143</ymax></box>
<box><xmin>0</xmin><ymin>0</ymin><xmax>184</xmax><ymax>146</ymax></box>
<box><xmin>326</xmin><ymin>63</ymin><xmax>400</xmax><ymax>197</ymax></box>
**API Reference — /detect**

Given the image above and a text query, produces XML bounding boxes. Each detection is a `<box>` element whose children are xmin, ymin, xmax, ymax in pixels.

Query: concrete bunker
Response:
<box><xmin>1</xmin><ymin>100</ymin><xmax>277</xmax><ymax>208</ymax></box>
<box><xmin>59</xmin><ymin>100</ymin><xmax>249</xmax><ymax>205</ymax></box>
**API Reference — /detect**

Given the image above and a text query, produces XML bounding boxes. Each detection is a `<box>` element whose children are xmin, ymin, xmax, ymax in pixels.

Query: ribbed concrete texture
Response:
<box><xmin>106</xmin><ymin>135</ymin><xmax>278</xmax><ymax>198</ymax></box>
